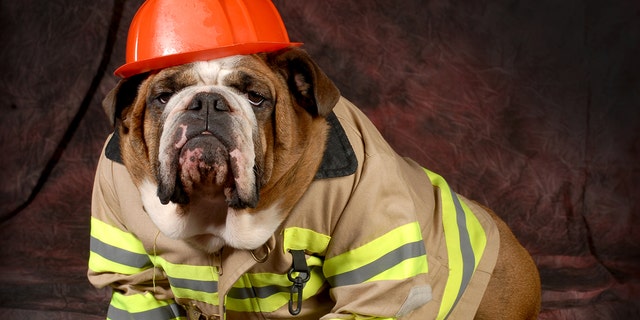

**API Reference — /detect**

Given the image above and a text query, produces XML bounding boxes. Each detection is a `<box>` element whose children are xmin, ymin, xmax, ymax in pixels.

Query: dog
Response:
<box><xmin>97</xmin><ymin>47</ymin><xmax>541</xmax><ymax>319</ymax></box>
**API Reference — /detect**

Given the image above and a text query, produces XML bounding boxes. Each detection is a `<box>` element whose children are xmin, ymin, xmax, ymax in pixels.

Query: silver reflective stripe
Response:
<box><xmin>90</xmin><ymin>236</ymin><xmax>152</xmax><ymax>268</ymax></box>
<box><xmin>169</xmin><ymin>276</ymin><xmax>218</xmax><ymax>293</ymax></box>
<box><xmin>326</xmin><ymin>240</ymin><xmax>426</xmax><ymax>287</ymax></box>
<box><xmin>444</xmin><ymin>192</ymin><xmax>475</xmax><ymax>319</ymax></box>
<box><xmin>228</xmin><ymin>284</ymin><xmax>285</xmax><ymax>299</ymax></box>
<box><xmin>107</xmin><ymin>302</ymin><xmax>184</xmax><ymax>320</ymax></box>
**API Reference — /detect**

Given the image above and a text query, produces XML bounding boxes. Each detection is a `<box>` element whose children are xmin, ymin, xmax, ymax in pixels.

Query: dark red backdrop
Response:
<box><xmin>1</xmin><ymin>0</ymin><xmax>638</xmax><ymax>319</ymax></box>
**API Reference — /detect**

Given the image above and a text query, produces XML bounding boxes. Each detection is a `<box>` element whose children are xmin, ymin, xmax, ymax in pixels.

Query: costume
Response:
<box><xmin>88</xmin><ymin>97</ymin><xmax>499</xmax><ymax>319</ymax></box>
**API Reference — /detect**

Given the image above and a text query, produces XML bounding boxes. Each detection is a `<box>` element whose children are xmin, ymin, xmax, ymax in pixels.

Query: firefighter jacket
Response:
<box><xmin>88</xmin><ymin>97</ymin><xmax>500</xmax><ymax>319</ymax></box>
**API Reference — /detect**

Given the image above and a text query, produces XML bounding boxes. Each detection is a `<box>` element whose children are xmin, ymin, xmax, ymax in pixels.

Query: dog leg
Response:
<box><xmin>475</xmin><ymin>211</ymin><xmax>541</xmax><ymax>320</ymax></box>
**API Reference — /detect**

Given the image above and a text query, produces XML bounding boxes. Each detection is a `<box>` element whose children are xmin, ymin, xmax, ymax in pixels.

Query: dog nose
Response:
<box><xmin>188</xmin><ymin>92</ymin><xmax>230</xmax><ymax>112</ymax></box>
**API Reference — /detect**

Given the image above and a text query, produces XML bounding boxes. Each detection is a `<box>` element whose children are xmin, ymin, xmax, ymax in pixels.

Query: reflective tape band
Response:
<box><xmin>91</xmin><ymin>217</ymin><xmax>148</xmax><ymax>255</ymax></box>
<box><xmin>154</xmin><ymin>256</ymin><xmax>219</xmax><ymax>281</ymax></box>
<box><xmin>228</xmin><ymin>283</ymin><xmax>287</xmax><ymax>300</ymax></box>
<box><xmin>283</xmin><ymin>227</ymin><xmax>331</xmax><ymax>255</ymax></box>
<box><xmin>90</xmin><ymin>236</ymin><xmax>152</xmax><ymax>270</ymax></box>
<box><xmin>170</xmin><ymin>277</ymin><xmax>218</xmax><ymax>293</ymax></box>
<box><xmin>423</xmin><ymin>169</ymin><xmax>487</xmax><ymax>320</ymax></box>
<box><xmin>108</xmin><ymin>291</ymin><xmax>185</xmax><ymax>320</ymax></box>
<box><xmin>323</xmin><ymin>222</ymin><xmax>427</xmax><ymax>281</ymax></box>
<box><xmin>89</xmin><ymin>251</ymin><xmax>149</xmax><ymax>275</ymax></box>
<box><xmin>170</xmin><ymin>286</ymin><xmax>219</xmax><ymax>305</ymax></box>
<box><xmin>326</xmin><ymin>240</ymin><xmax>427</xmax><ymax>287</ymax></box>
<box><xmin>366</xmin><ymin>254</ymin><xmax>429</xmax><ymax>284</ymax></box>
<box><xmin>226</xmin><ymin>266</ymin><xmax>326</xmax><ymax>313</ymax></box>
<box><xmin>459</xmin><ymin>200</ymin><xmax>488</xmax><ymax>272</ymax></box>
<box><xmin>151</xmin><ymin>255</ymin><xmax>220</xmax><ymax>305</ymax></box>
<box><xmin>447</xmin><ymin>190</ymin><xmax>475</xmax><ymax>313</ymax></box>
<box><xmin>89</xmin><ymin>217</ymin><xmax>153</xmax><ymax>274</ymax></box>
<box><xmin>321</xmin><ymin>315</ymin><xmax>394</xmax><ymax>320</ymax></box>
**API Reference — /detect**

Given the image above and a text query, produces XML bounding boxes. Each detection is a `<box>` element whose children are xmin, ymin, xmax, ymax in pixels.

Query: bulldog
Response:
<box><xmin>99</xmin><ymin>47</ymin><xmax>541</xmax><ymax>319</ymax></box>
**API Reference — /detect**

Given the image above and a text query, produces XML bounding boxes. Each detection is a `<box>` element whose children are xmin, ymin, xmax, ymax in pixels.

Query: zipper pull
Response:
<box><xmin>287</xmin><ymin>250</ymin><xmax>310</xmax><ymax>315</ymax></box>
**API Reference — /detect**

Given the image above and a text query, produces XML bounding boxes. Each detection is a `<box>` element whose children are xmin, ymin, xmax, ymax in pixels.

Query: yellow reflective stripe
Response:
<box><xmin>367</xmin><ymin>255</ymin><xmax>429</xmax><ymax>283</ymax></box>
<box><xmin>91</xmin><ymin>217</ymin><xmax>147</xmax><ymax>254</ymax></box>
<box><xmin>323</xmin><ymin>223</ymin><xmax>427</xmax><ymax>288</ymax></box>
<box><xmin>153</xmin><ymin>255</ymin><xmax>219</xmax><ymax>281</ymax></box>
<box><xmin>324</xmin><ymin>317</ymin><xmax>394</xmax><ymax>320</ymax></box>
<box><xmin>437</xmin><ymin>188</ymin><xmax>463</xmax><ymax>320</ymax></box>
<box><xmin>89</xmin><ymin>217</ymin><xmax>152</xmax><ymax>274</ymax></box>
<box><xmin>226</xmin><ymin>265</ymin><xmax>326</xmax><ymax>312</ymax></box>
<box><xmin>151</xmin><ymin>255</ymin><xmax>219</xmax><ymax>305</ymax></box>
<box><xmin>423</xmin><ymin>169</ymin><xmax>487</xmax><ymax>320</ymax></box>
<box><xmin>459</xmin><ymin>199</ymin><xmax>487</xmax><ymax>271</ymax></box>
<box><xmin>324</xmin><ymin>223</ymin><xmax>422</xmax><ymax>276</ymax></box>
<box><xmin>170</xmin><ymin>280</ymin><xmax>218</xmax><ymax>305</ymax></box>
<box><xmin>108</xmin><ymin>291</ymin><xmax>185</xmax><ymax>319</ymax></box>
<box><xmin>283</xmin><ymin>227</ymin><xmax>331</xmax><ymax>255</ymax></box>
<box><xmin>327</xmin><ymin>240</ymin><xmax>427</xmax><ymax>287</ymax></box>
<box><xmin>88</xmin><ymin>251</ymin><xmax>147</xmax><ymax>275</ymax></box>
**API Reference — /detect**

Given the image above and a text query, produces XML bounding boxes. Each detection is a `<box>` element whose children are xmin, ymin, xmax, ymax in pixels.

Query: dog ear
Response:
<box><xmin>266</xmin><ymin>48</ymin><xmax>340</xmax><ymax>117</ymax></box>
<box><xmin>102</xmin><ymin>73</ymin><xmax>148</xmax><ymax>127</ymax></box>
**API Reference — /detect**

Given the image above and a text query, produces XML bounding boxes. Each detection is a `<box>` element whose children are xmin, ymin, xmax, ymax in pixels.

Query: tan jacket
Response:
<box><xmin>88</xmin><ymin>97</ymin><xmax>499</xmax><ymax>319</ymax></box>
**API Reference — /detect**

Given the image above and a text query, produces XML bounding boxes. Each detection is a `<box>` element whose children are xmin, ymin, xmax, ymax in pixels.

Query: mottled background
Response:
<box><xmin>1</xmin><ymin>0</ymin><xmax>638</xmax><ymax>319</ymax></box>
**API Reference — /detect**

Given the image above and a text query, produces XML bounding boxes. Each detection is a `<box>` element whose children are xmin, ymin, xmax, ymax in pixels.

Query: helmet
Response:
<box><xmin>114</xmin><ymin>0</ymin><xmax>301</xmax><ymax>78</ymax></box>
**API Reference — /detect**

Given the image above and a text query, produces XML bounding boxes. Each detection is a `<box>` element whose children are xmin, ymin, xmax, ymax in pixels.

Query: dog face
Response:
<box><xmin>104</xmin><ymin>48</ymin><xmax>340</xmax><ymax>253</ymax></box>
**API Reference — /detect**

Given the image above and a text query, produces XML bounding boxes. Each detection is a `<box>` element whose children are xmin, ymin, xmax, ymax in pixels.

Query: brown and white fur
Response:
<box><xmin>103</xmin><ymin>48</ymin><xmax>540</xmax><ymax>319</ymax></box>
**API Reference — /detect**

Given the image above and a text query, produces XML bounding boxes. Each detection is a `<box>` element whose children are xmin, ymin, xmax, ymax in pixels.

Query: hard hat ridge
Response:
<box><xmin>114</xmin><ymin>0</ymin><xmax>302</xmax><ymax>78</ymax></box>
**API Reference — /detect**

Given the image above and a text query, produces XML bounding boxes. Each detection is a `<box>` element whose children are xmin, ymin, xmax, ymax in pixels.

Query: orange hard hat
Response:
<box><xmin>114</xmin><ymin>0</ymin><xmax>301</xmax><ymax>78</ymax></box>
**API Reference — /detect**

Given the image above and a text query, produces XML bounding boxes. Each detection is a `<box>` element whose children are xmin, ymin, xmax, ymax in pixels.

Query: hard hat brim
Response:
<box><xmin>114</xmin><ymin>42</ymin><xmax>302</xmax><ymax>78</ymax></box>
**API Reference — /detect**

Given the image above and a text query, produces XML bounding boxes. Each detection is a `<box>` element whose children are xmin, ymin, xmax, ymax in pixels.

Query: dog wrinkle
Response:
<box><xmin>174</xmin><ymin>124</ymin><xmax>189</xmax><ymax>149</ymax></box>
<box><xmin>228</xmin><ymin>148</ymin><xmax>258</xmax><ymax>208</ymax></box>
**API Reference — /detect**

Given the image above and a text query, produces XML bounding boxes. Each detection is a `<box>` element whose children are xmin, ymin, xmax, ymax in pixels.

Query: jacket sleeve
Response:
<box><xmin>319</xmin><ymin>153</ymin><xmax>434</xmax><ymax>320</ymax></box>
<box><xmin>88</xmin><ymin>141</ymin><xmax>185</xmax><ymax>320</ymax></box>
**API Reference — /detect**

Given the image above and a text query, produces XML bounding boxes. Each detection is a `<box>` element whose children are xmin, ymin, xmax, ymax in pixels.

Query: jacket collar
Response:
<box><xmin>105</xmin><ymin>112</ymin><xmax>357</xmax><ymax>180</ymax></box>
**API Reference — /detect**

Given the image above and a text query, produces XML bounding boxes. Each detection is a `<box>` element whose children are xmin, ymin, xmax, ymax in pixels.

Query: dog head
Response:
<box><xmin>103</xmin><ymin>48</ymin><xmax>340</xmax><ymax>252</ymax></box>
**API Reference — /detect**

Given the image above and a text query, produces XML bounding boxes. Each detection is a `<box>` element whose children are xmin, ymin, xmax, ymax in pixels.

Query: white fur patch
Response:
<box><xmin>140</xmin><ymin>178</ymin><xmax>283</xmax><ymax>251</ymax></box>
<box><xmin>139</xmin><ymin>179</ymin><xmax>184</xmax><ymax>238</ymax></box>
<box><xmin>193</xmin><ymin>58</ymin><xmax>239</xmax><ymax>84</ymax></box>
<box><xmin>222</xmin><ymin>203</ymin><xmax>283</xmax><ymax>250</ymax></box>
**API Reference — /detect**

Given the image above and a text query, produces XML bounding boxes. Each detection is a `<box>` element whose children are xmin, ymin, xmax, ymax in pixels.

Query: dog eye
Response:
<box><xmin>247</xmin><ymin>91</ymin><xmax>265</xmax><ymax>106</ymax></box>
<box><xmin>156</xmin><ymin>92</ymin><xmax>173</xmax><ymax>105</ymax></box>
